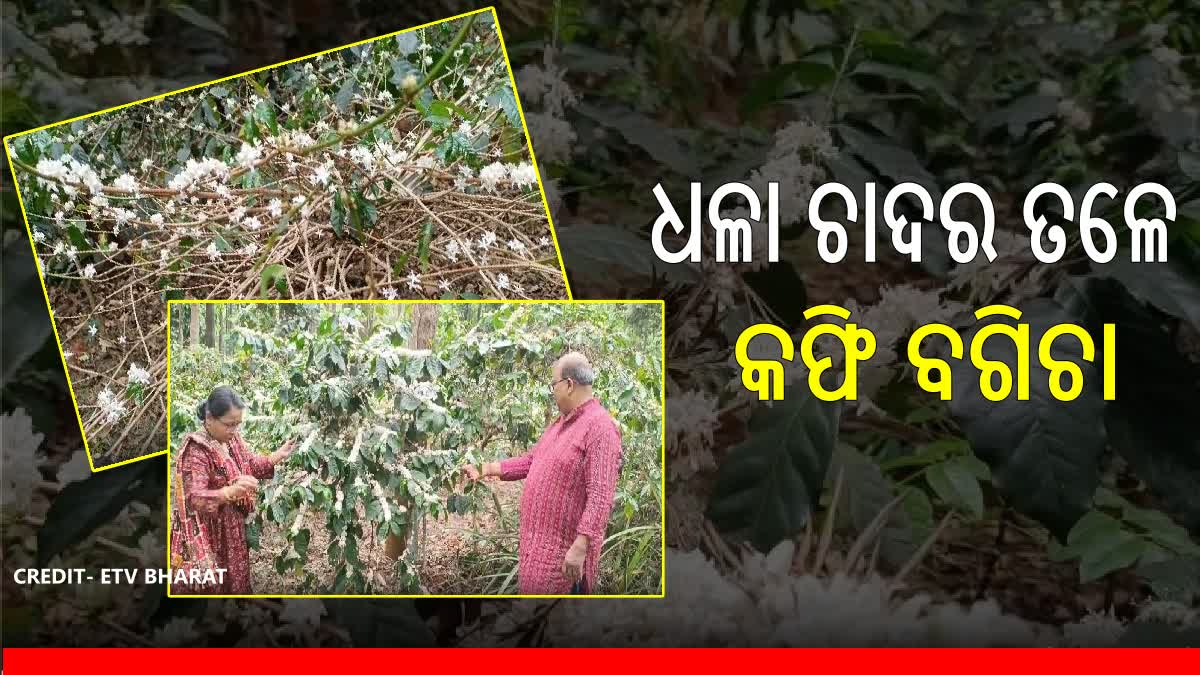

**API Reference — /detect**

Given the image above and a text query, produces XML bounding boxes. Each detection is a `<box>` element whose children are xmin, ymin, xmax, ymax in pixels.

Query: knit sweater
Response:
<box><xmin>500</xmin><ymin>397</ymin><xmax>623</xmax><ymax>594</ymax></box>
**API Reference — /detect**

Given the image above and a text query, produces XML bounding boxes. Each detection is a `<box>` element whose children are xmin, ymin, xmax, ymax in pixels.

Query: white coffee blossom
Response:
<box><xmin>312</xmin><ymin>163</ymin><xmax>332</xmax><ymax>186</ymax></box>
<box><xmin>206</xmin><ymin>242</ymin><xmax>221</xmax><ymax>261</ymax></box>
<box><xmin>96</xmin><ymin>388</ymin><xmax>127</xmax><ymax>424</ymax></box>
<box><xmin>113</xmin><ymin>173</ymin><xmax>138</xmax><ymax>192</ymax></box>
<box><xmin>496</xmin><ymin>273</ymin><xmax>510</xmax><ymax>290</ymax></box>
<box><xmin>236</xmin><ymin>142</ymin><xmax>262</xmax><ymax>169</ymax></box>
<box><xmin>82</xmin><ymin>264</ymin><xmax>96</xmax><ymax>279</ymax></box>
<box><xmin>382</xmin><ymin>287</ymin><xmax>397</xmax><ymax>300</ymax></box>
<box><xmin>508</xmin><ymin>162</ymin><xmax>538</xmax><ymax>189</ymax></box>
<box><xmin>150</xmin><ymin>213</ymin><xmax>164</xmax><ymax>226</ymax></box>
<box><xmin>406</xmin><ymin>272</ymin><xmax>421</xmax><ymax>290</ymax></box>
<box><xmin>478</xmin><ymin>162</ymin><xmax>508</xmax><ymax>192</ymax></box>
<box><xmin>477</xmin><ymin>230</ymin><xmax>497</xmax><ymax>249</ymax></box>
<box><xmin>128</xmin><ymin>362</ymin><xmax>151</xmax><ymax>385</ymax></box>
<box><xmin>267</xmin><ymin>198</ymin><xmax>283</xmax><ymax>217</ymax></box>
<box><xmin>168</xmin><ymin>158</ymin><xmax>229</xmax><ymax>191</ymax></box>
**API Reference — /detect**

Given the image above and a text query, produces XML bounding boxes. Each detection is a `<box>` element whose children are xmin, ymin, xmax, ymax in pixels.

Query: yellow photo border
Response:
<box><xmin>2</xmin><ymin>6</ymin><xmax>574</xmax><ymax>474</ymax></box>
<box><xmin>164</xmin><ymin>298</ymin><xmax>666</xmax><ymax>599</ymax></box>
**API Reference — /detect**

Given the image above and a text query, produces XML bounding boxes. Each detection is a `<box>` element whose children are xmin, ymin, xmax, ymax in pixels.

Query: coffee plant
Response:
<box><xmin>168</xmin><ymin>302</ymin><xmax>663</xmax><ymax>594</ymax></box>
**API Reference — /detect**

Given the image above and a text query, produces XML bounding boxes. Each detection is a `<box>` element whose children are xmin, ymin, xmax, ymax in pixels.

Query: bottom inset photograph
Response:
<box><xmin>165</xmin><ymin>300</ymin><xmax>664</xmax><ymax>598</ymax></box>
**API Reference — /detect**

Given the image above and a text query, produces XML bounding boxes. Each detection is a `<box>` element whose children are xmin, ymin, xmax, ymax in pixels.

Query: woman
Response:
<box><xmin>172</xmin><ymin>386</ymin><xmax>296</xmax><ymax>594</ymax></box>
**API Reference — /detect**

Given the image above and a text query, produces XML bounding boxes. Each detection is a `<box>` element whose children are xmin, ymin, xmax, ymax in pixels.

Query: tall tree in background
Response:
<box><xmin>203</xmin><ymin>305</ymin><xmax>215</xmax><ymax>348</ymax></box>
<box><xmin>385</xmin><ymin>304</ymin><xmax>441</xmax><ymax>562</ymax></box>
<box><xmin>189</xmin><ymin>305</ymin><xmax>201</xmax><ymax>346</ymax></box>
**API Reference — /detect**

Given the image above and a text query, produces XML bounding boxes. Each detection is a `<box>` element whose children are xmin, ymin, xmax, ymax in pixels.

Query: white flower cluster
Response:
<box><xmin>127</xmin><ymin>362</ymin><xmax>151</xmax><ymax>385</ymax></box>
<box><xmin>35</xmin><ymin>155</ymin><xmax>103</xmax><ymax>196</ymax></box>
<box><xmin>235</xmin><ymin>142</ymin><xmax>263</xmax><ymax>170</ymax></box>
<box><xmin>476</xmin><ymin>161</ymin><xmax>538</xmax><ymax>192</ymax></box>
<box><xmin>722</xmin><ymin>119</ymin><xmax>837</xmax><ymax>270</ymax></box>
<box><xmin>167</xmin><ymin>157</ymin><xmax>230</xmax><ymax>191</ymax></box>
<box><xmin>370</xmin><ymin>478</ymin><xmax>392</xmax><ymax>521</ymax></box>
<box><xmin>96</xmin><ymin>388</ymin><xmax>127</xmax><ymax>424</ymax></box>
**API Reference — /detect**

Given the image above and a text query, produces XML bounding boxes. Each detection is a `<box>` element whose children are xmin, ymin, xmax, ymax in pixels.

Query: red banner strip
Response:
<box><xmin>4</xmin><ymin>648</ymin><xmax>1196</xmax><ymax>673</ymax></box>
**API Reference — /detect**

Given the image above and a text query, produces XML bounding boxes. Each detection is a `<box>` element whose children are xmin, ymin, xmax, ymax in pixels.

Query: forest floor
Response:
<box><xmin>250</xmin><ymin>478</ymin><xmax>523</xmax><ymax>595</ymax></box>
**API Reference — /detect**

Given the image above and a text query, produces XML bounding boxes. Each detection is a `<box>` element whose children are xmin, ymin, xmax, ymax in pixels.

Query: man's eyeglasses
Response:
<box><xmin>548</xmin><ymin>377</ymin><xmax>570</xmax><ymax>393</ymax></box>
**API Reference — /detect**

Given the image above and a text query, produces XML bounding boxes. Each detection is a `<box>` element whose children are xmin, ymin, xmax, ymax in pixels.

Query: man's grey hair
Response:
<box><xmin>562</xmin><ymin>361</ymin><xmax>596</xmax><ymax>386</ymax></box>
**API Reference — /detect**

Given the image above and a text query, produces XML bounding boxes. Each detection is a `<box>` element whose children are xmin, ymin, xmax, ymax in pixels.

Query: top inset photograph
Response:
<box><xmin>4</xmin><ymin>8</ymin><xmax>570</xmax><ymax>469</ymax></box>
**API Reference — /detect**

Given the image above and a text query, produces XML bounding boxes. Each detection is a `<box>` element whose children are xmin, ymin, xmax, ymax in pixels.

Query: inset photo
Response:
<box><xmin>4</xmin><ymin>8</ymin><xmax>569</xmax><ymax>469</ymax></box>
<box><xmin>165</xmin><ymin>300</ymin><xmax>664</xmax><ymax>598</ymax></box>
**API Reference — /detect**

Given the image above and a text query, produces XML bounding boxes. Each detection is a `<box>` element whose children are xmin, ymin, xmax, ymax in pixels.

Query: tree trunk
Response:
<box><xmin>189</xmin><ymin>305</ymin><xmax>201</xmax><ymax>345</ymax></box>
<box><xmin>204</xmin><ymin>305</ymin><xmax>215</xmax><ymax>348</ymax></box>
<box><xmin>385</xmin><ymin>303</ymin><xmax>441</xmax><ymax>561</ymax></box>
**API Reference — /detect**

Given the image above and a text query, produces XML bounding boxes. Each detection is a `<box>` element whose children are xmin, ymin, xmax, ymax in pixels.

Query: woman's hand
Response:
<box><xmin>270</xmin><ymin>437</ymin><xmax>298</xmax><ymax>465</ymax></box>
<box><xmin>461</xmin><ymin>463</ymin><xmax>481</xmax><ymax>482</ymax></box>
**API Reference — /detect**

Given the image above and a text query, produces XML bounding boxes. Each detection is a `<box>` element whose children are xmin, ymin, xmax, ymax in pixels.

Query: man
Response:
<box><xmin>462</xmin><ymin>352</ymin><xmax>623</xmax><ymax>594</ymax></box>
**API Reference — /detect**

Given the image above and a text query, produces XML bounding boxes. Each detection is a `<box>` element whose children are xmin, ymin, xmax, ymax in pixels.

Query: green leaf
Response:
<box><xmin>38</xmin><ymin>457</ymin><xmax>165</xmax><ymax>566</ymax></box>
<box><xmin>260</xmin><ymin>264</ymin><xmax>288</xmax><ymax>298</ymax></box>
<box><xmin>415</xmin><ymin>220</ymin><xmax>434</xmax><ymax>272</ymax></box>
<box><xmin>836</xmin><ymin>125</ymin><xmax>941</xmax><ymax>201</ymax></box>
<box><xmin>741</xmin><ymin>59</ymin><xmax>836</xmax><ymax>116</ymax></box>
<box><xmin>1067</xmin><ymin>510</ymin><xmax>1122</xmax><ymax>548</ymax></box>
<box><xmin>980</xmin><ymin>94</ymin><xmax>1059</xmax><ymax>138</ymax></box>
<box><xmin>486</xmin><ymin>88</ymin><xmax>520</xmax><ymax>127</ymax></box>
<box><xmin>1123</xmin><ymin>506</ymin><xmax>1200</xmax><ymax>556</ymax></box>
<box><xmin>1068</xmin><ymin>277</ymin><xmax>1200</xmax><ymax>532</ymax></box>
<box><xmin>575</xmin><ymin>102</ymin><xmax>697</xmax><ymax>175</ymax></box>
<box><xmin>556</xmin><ymin>224</ymin><xmax>701</xmax><ymax>287</ymax></box>
<box><xmin>335</xmin><ymin>79</ymin><xmax>358</xmax><ymax>113</ymax></box>
<box><xmin>1079</xmin><ymin>530</ymin><xmax>1145</xmax><ymax>583</ymax></box>
<box><xmin>829</xmin><ymin>443</ymin><xmax>921</xmax><ymax>568</ymax></box>
<box><xmin>167</xmin><ymin>2</ymin><xmax>229</xmax><ymax>38</ymax></box>
<box><xmin>1</xmin><ymin>240</ymin><xmax>51</xmax><ymax>388</ymax></box>
<box><xmin>851</xmin><ymin>61</ymin><xmax>960</xmax><ymax>110</ymax></box>
<box><xmin>1137</xmin><ymin>557</ymin><xmax>1200</xmax><ymax>604</ymax></box>
<box><xmin>948</xmin><ymin>299</ymin><xmax>1105</xmax><ymax>540</ymax></box>
<box><xmin>925</xmin><ymin>456</ymin><xmax>985</xmax><ymax>519</ymax></box>
<box><xmin>1090</xmin><ymin>256</ymin><xmax>1200</xmax><ymax>330</ymax></box>
<box><xmin>331</xmin><ymin>190</ymin><xmax>348</xmax><ymax>237</ymax></box>
<box><xmin>254</xmin><ymin>99</ymin><xmax>278</xmax><ymax>137</ymax></box>
<box><xmin>707</xmin><ymin>391</ymin><xmax>841</xmax><ymax>552</ymax></box>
